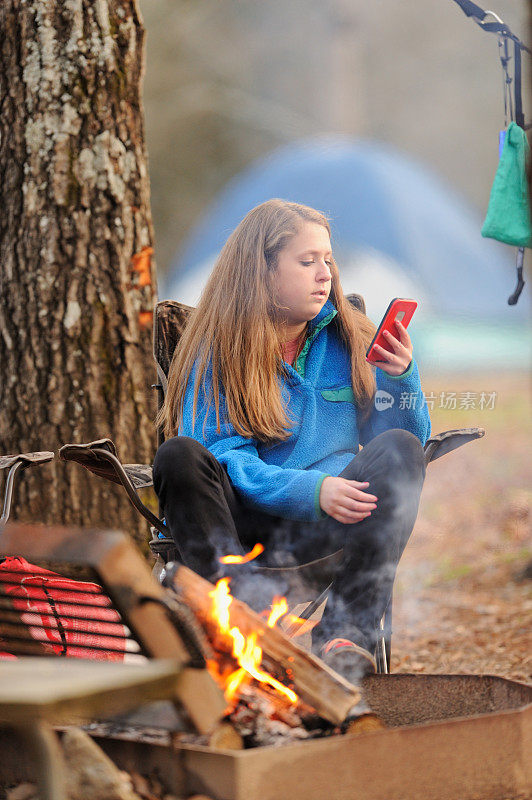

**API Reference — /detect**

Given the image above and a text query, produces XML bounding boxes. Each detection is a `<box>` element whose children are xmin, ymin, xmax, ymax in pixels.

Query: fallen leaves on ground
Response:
<box><xmin>393</xmin><ymin>373</ymin><xmax>531</xmax><ymax>685</ymax></box>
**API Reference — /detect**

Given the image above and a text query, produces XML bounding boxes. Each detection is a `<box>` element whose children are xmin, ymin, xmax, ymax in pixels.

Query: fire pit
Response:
<box><xmin>87</xmin><ymin>673</ymin><xmax>531</xmax><ymax>800</ymax></box>
<box><xmin>1</xmin><ymin>525</ymin><xmax>529</xmax><ymax>800</ymax></box>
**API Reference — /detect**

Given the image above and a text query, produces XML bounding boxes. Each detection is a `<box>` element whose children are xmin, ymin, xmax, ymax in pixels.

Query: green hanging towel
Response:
<box><xmin>481</xmin><ymin>121</ymin><xmax>532</xmax><ymax>248</ymax></box>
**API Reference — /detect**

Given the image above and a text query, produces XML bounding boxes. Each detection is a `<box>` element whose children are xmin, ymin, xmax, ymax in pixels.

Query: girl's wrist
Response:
<box><xmin>382</xmin><ymin>359</ymin><xmax>414</xmax><ymax>380</ymax></box>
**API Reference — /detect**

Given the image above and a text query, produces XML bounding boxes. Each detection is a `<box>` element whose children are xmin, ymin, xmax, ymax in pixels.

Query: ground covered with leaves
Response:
<box><xmin>393</xmin><ymin>372</ymin><xmax>531</xmax><ymax>684</ymax></box>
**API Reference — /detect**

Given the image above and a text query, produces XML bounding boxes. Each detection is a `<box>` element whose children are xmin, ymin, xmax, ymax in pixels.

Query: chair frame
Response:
<box><xmin>0</xmin><ymin>452</ymin><xmax>54</xmax><ymax>530</ymax></box>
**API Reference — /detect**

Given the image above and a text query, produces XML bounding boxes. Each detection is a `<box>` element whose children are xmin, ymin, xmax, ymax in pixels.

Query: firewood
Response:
<box><xmin>344</xmin><ymin>713</ymin><xmax>386</xmax><ymax>736</ymax></box>
<box><xmin>168</xmin><ymin>565</ymin><xmax>362</xmax><ymax>726</ymax></box>
<box><xmin>171</xmin><ymin>721</ymin><xmax>244</xmax><ymax>751</ymax></box>
<box><xmin>129</xmin><ymin>771</ymin><xmax>157</xmax><ymax>800</ymax></box>
<box><xmin>61</xmin><ymin>727</ymin><xmax>142</xmax><ymax>800</ymax></box>
<box><xmin>223</xmin><ymin>692</ymin><xmax>313</xmax><ymax>747</ymax></box>
<box><xmin>341</xmin><ymin>696</ymin><xmax>386</xmax><ymax>736</ymax></box>
<box><xmin>236</xmin><ymin>683</ymin><xmax>309</xmax><ymax>728</ymax></box>
<box><xmin>205</xmin><ymin>721</ymin><xmax>244</xmax><ymax>750</ymax></box>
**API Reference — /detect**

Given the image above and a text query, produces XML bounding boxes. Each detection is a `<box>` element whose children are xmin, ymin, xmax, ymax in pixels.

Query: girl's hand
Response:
<box><xmin>319</xmin><ymin>477</ymin><xmax>378</xmax><ymax>524</ymax></box>
<box><xmin>371</xmin><ymin>320</ymin><xmax>413</xmax><ymax>377</ymax></box>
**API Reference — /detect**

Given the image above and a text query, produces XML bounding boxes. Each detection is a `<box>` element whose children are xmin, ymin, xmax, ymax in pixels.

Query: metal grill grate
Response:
<box><xmin>0</xmin><ymin>559</ymin><xmax>145</xmax><ymax>661</ymax></box>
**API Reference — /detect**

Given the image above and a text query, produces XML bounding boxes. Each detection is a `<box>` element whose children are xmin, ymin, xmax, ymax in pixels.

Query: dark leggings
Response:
<box><xmin>153</xmin><ymin>428</ymin><xmax>426</xmax><ymax>651</ymax></box>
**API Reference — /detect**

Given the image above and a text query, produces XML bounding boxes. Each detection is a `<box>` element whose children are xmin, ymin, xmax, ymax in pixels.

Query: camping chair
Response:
<box><xmin>60</xmin><ymin>295</ymin><xmax>486</xmax><ymax>673</ymax></box>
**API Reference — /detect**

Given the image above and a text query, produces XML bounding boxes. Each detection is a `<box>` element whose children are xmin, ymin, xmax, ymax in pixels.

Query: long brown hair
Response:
<box><xmin>158</xmin><ymin>199</ymin><xmax>377</xmax><ymax>442</ymax></box>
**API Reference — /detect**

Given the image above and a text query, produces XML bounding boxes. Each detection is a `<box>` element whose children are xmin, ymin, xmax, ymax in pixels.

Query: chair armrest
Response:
<box><xmin>424</xmin><ymin>427</ymin><xmax>485</xmax><ymax>465</ymax></box>
<box><xmin>1</xmin><ymin>451</ymin><xmax>54</xmax><ymax>528</ymax></box>
<box><xmin>0</xmin><ymin>451</ymin><xmax>54</xmax><ymax>471</ymax></box>
<box><xmin>59</xmin><ymin>441</ymin><xmax>164</xmax><ymax>534</ymax></box>
<box><xmin>58</xmin><ymin>440</ymin><xmax>152</xmax><ymax>488</ymax></box>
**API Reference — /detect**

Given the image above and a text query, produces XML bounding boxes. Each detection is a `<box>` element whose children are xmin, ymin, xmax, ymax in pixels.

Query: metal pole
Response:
<box><xmin>0</xmin><ymin>461</ymin><xmax>23</xmax><ymax>530</ymax></box>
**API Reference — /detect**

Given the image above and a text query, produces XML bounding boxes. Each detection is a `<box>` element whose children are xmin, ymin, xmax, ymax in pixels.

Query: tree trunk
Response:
<box><xmin>0</xmin><ymin>0</ymin><xmax>158</xmax><ymax>545</ymax></box>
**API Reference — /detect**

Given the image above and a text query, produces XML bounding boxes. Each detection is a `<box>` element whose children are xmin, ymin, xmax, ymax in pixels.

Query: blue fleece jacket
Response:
<box><xmin>178</xmin><ymin>299</ymin><xmax>431</xmax><ymax>523</ymax></box>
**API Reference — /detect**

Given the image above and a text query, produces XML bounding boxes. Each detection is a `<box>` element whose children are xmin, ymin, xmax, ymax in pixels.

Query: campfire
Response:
<box><xmin>167</xmin><ymin>545</ymin><xmax>383</xmax><ymax>748</ymax></box>
<box><xmin>208</xmin><ymin>577</ymin><xmax>298</xmax><ymax>706</ymax></box>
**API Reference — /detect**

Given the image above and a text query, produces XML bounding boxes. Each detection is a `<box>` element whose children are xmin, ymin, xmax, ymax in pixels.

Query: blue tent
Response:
<box><xmin>166</xmin><ymin>134</ymin><xmax>529</xmax><ymax>323</ymax></box>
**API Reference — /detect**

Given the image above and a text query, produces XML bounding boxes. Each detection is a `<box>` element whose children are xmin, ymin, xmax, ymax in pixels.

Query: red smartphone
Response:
<box><xmin>365</xmin><ymin>298</ymin><xmax>417</xmax><ymax>364</ymax></box>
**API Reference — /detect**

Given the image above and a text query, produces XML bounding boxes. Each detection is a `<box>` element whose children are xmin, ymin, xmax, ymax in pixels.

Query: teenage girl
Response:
<box><xmin>154</xmin><ymin>198</ymin><xmax>430</xmax><ymax>679</ymax></box>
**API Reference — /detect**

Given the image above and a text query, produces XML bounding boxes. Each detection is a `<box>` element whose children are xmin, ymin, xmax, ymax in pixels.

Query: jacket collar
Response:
<box><xmin>308</xmin><ymin>297</ymin><xmax>337</xmax><ymax>330</ymax></box>
<box><xmin>283</xmin><ymin>298</ymin><xmax>338</xmax><ymax>384</ymax></box>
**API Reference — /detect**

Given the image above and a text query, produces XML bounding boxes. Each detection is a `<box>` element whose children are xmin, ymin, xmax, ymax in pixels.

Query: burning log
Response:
<box><xmin>166</xmin><ymin>564</ymin><xmax>363</xmax><ymax>727</ymax></box>
<box><xmin>225</xmin><ymin>684</ymin><xmax>313</xmax><ymax>747</ymax></box>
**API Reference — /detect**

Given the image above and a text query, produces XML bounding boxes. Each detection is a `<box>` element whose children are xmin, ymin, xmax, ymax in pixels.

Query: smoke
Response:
<box><xmin>194</xmin><ymin>429</ymin><xmax>427</xmax><ymax>672</ymax></box>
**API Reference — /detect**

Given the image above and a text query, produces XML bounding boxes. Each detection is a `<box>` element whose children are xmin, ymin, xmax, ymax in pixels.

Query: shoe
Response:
<box><xmin>320</xmin><ymin>637</ymin><xmax>376</xmax><ymax>684</ymax></box>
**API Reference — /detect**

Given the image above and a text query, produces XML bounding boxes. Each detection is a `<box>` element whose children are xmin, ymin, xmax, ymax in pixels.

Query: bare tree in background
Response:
<box><xmin>0</xmin><ymin>0</ymin><xmax>157</xmax><ymax>544</ymax></box>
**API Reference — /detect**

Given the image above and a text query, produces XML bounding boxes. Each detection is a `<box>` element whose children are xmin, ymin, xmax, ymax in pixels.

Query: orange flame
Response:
<box><xmin>208</xmin><ymin>578</ymin><xmax>297</xmax><ymax>705</ymax></box>
<box><xmin>267</xmin><ymin>596</ymin><xmax>288</xmax><ymax>628</ymax></box>
<box><xmin>230</xmin><ymin>628</ymin><xmax>297</xmax><ymax>704</ymax></box>
<box><xmin>219</xmin><ymin>543</ymin><xmax>264</xmax><ymax>565</ymax></box>
<box><xmin>225</xmin><ymin>667</ymin><xmax>248</xmax><ymax>702</ymax></box>
<box><xmin>209</xmin><ymin>578</ymin><xmax>232</xmax><ymax>635</ymax></box>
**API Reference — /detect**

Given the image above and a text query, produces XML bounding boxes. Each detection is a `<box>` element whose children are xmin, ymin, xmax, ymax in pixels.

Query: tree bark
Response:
<box><xmin>0</xmin><ymin>0</ymin><xmax>158</xmax><ymax>545</ymax></box>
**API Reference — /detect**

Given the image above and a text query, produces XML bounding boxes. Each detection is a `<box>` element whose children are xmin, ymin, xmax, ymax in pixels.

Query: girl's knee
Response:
<box><xmin>153</xmin><ymin>436</ymin><xmax>208</xmax><ymax>478</ymax></box>
<box><xmin>382</xmin><ymin>429</ymin><xmax>425</xmax><ymax>465</ymax></box>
